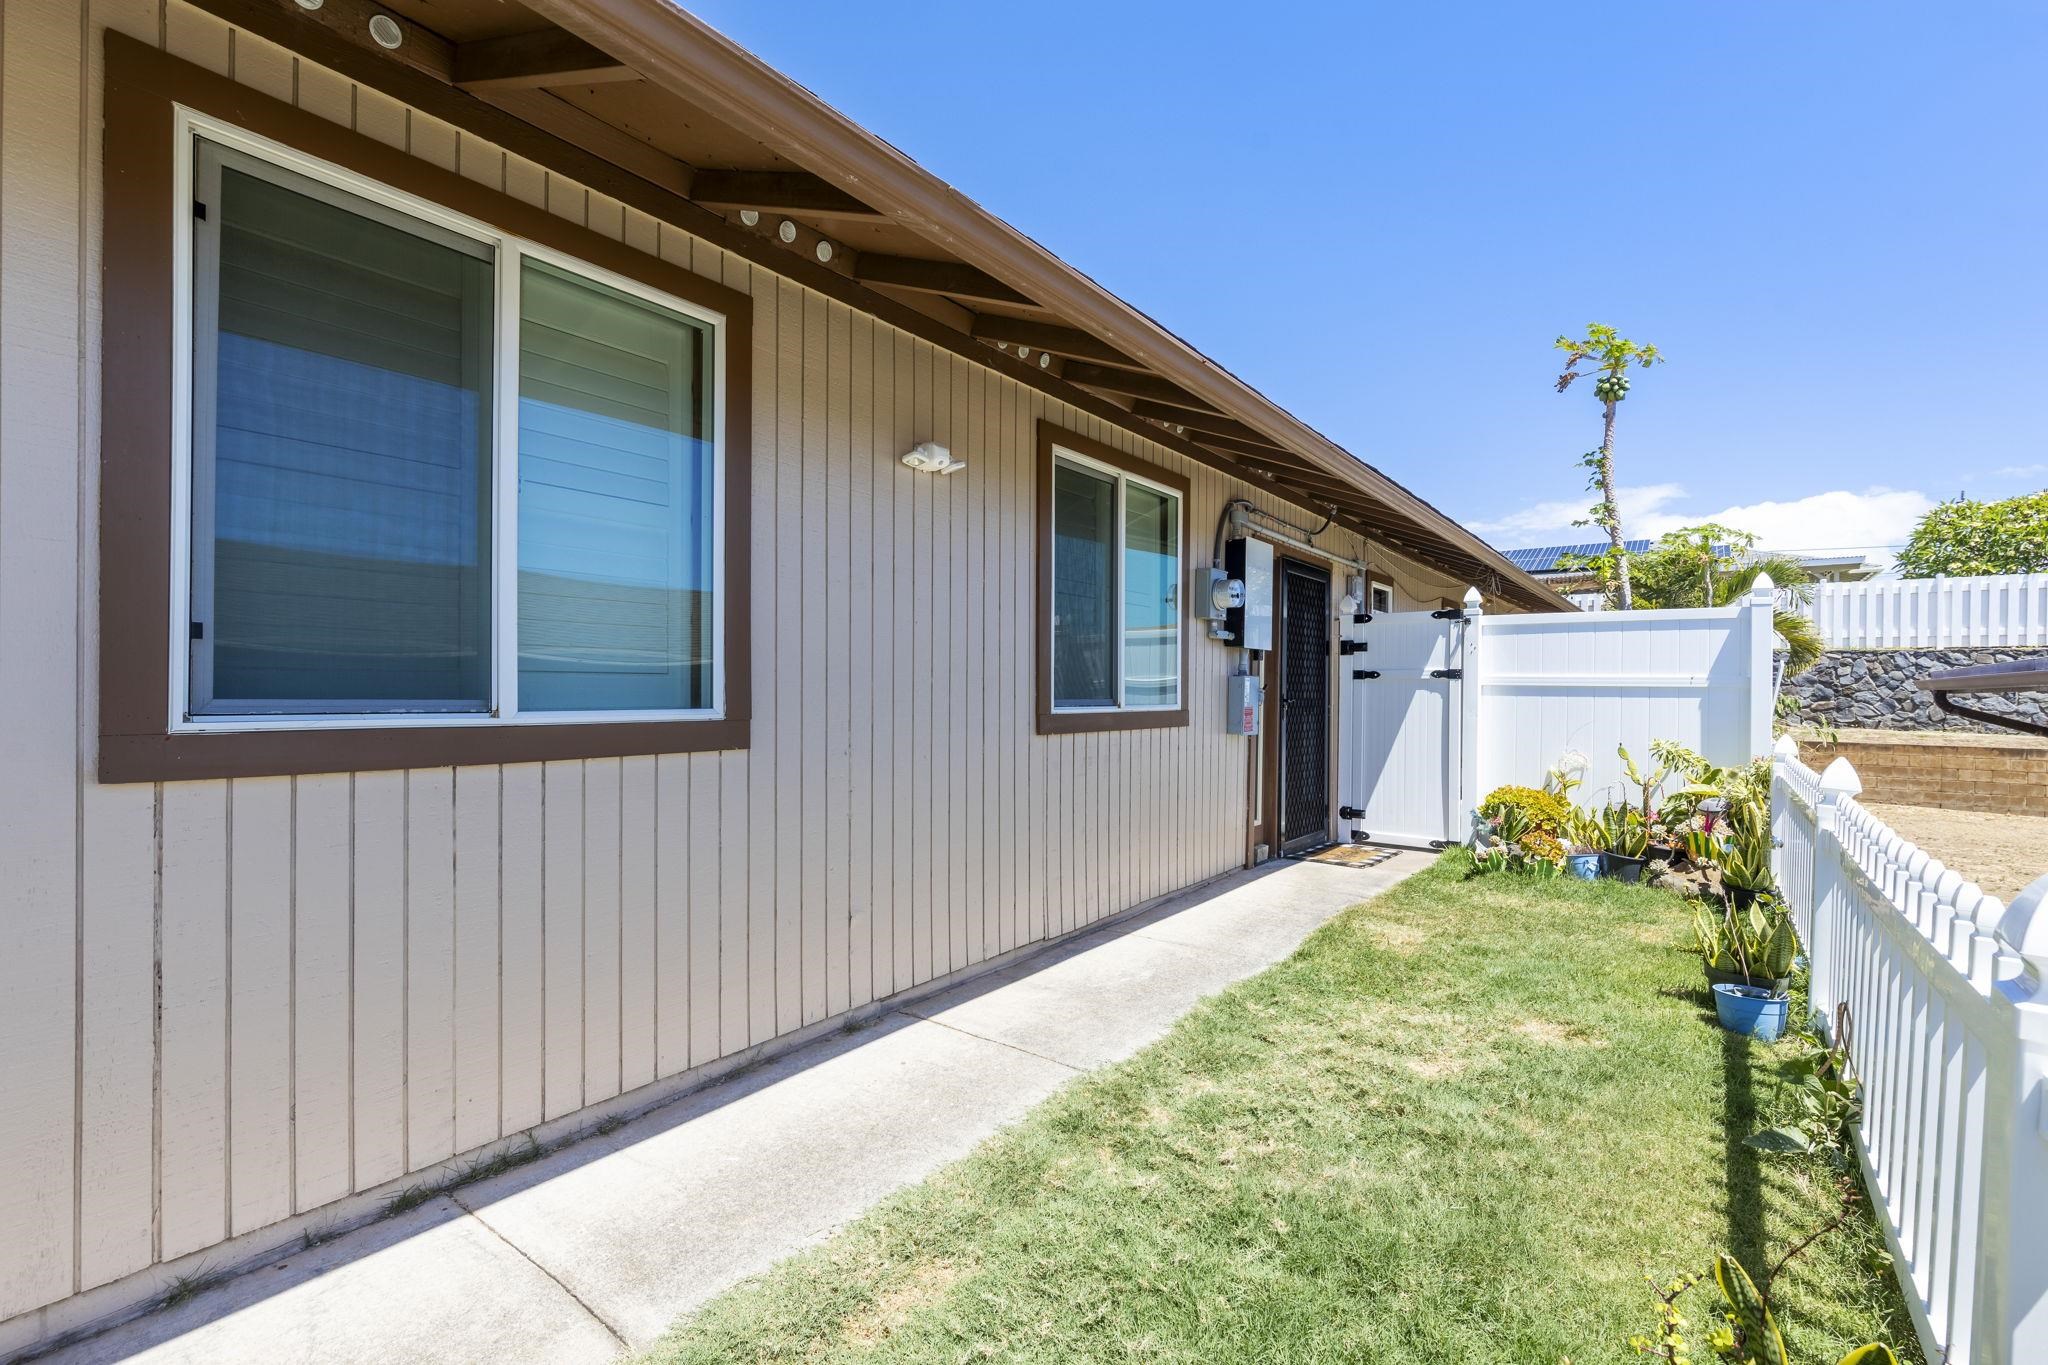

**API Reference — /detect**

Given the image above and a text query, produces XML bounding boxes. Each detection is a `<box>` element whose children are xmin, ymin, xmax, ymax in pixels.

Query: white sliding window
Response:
<box><xmin>176</xmin><ymin>116</ymin><xmax>727</xmax><ymax>732</ymax></box>
<box><xmin>1048</xmin><ymin>446</ymin><xmax>1182</xmax><ymax>713</ymax></box>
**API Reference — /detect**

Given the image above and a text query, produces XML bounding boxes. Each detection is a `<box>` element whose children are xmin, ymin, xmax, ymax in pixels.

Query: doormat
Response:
<box><xmin>1290</xmin><ymin>843</ymin><xmax>1401</xmax><ymax>870</ymax></box>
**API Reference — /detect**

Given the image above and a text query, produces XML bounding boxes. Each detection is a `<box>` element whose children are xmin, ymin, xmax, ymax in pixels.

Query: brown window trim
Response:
<box><xmin>99</xmin><ymin>34</ymin><xmax>752</xmax><ymax>783</ymax></box>
<box><xmin>1034</xmin><ymin>421</ymin><xmax>1191</xmax><ymax>736</ymax></box>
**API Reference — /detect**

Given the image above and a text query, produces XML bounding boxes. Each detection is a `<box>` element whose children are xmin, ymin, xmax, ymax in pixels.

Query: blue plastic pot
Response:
<box><xmin>1712</xmin><ymin>983</ymin><xmax>1789</xmax><ymax>1042</ymax></box>
<box><xmin>1566</xmin><ymin>852</ymin><xmax>1604</xmax><ymax>881</ymax></box>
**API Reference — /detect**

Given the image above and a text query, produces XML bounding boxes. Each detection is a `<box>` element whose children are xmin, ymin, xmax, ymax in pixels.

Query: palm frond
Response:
<box><xmin>1711</xmin><ymin>553</ymin><xmax>1817</xmax><ymax>606</ymax></box>
<box><xmin>1773</xmin><ymin>608</ymin><xmax>1824</xmax><ymax>677</ymax></box>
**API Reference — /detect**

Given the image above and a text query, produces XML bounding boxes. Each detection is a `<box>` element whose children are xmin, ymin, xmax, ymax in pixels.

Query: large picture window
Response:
<box><xmin>178</xmin><ymin>123</ymin><xmax>725</xmax><ymax>732</ymax></box>
<box><xmin>1036</xmin><ymin>424</ymin><xmax>1188</xmax><ymax>734</ymax></box>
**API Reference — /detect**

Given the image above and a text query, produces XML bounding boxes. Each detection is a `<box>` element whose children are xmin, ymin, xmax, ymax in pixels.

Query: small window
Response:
<box><xmin>1369</xmin><ymin>581</ymin><xmax>1395</xmax><ymax>615</ymax></box>
<box><xmin>1037</xmin><ymin>425</ymin><xmax>1187</xmax><ymax>732</ymax></box>
<box><xmin>178</xmin><ymin>129</ymin><xmax>726</xmax><ymax>731</ymax></box>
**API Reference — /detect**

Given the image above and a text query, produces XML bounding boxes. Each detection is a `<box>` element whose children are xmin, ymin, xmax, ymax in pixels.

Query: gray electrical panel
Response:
<box><xmin>1224</xmin><ymin>537</ymin><xmax>1275</xmax><ymax>651</ymax></box>
<box><xmin>1226</xmin><ymin>672</ymin><xmax>1262</xmax><ymax>735</ymax></box>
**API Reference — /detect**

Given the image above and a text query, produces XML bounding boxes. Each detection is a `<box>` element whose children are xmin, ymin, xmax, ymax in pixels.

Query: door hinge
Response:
<box><xmin>1339</xmin><ymin>640</ymin><xmax>1367</xmax><ymax>655</ymax></box>
<box><xmin>193</xmin><ymin>200</ymin><xmax>207</xmax><ymax>220</ymax></box>
<box><xmin>1338</xmin><ymin>805</ymin><xmax>1365</xmax><ymax>820</ymax></box>
<box><xmin>1353</xmin><ymin>669</ymin><xmax>1380</xmax><ymax>680</ymax></box>
<box><xmin>189</xmin><ymin>621</ymin><xmax>204</xmax><ymax>640</ymax></box>
<box><xmin>1428</xmin><ymin>839</ymin><xmax>1454</xmax><ymax>851</ymax></box>
<box><xmin>1430</xmin><ymin>607</ymin><xmax>1463</xmax><ymax>620</ymax></box>
<box><xmin>1352</xmin><ymin>611</ymin><xmax>1370</xmax><ymax>626</ymax></box>
<box><xmin>1429</xmin><ymin>667</ymin><xmax>1462</xmax><ymax>680</ymax></box>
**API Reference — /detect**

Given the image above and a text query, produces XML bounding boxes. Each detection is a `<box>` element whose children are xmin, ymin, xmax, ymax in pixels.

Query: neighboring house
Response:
<box><xmin>1790</xmin><ymin>550</ymin><xmax>1885</xmax><ymax>584</ymax></box>
<box><xmin>0</xmin><ymin>0</ymin><xmax>1570</xmax><ymax>1350</ymax></box>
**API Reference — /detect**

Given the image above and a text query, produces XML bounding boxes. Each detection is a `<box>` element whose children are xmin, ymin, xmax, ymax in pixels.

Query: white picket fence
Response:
<box><xmin>1772</xmin><ymin>739</ymin><xmax>2048</xmax><ymax>1364</ymax></box>
<box><xmin>1802</xmin><ymin>572</ymin><xmax>2048</xmax><ymax>650</ymax></box>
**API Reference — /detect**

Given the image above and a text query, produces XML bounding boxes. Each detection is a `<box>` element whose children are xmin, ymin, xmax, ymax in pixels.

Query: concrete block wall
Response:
<box><xmin>1797</xmin><ymin>731</ymin><xmax>2048</xmax><ymax>817</ymax></box>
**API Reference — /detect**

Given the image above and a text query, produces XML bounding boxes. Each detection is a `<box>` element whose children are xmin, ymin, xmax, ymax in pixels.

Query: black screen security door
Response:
<box><xmin>1278</xmin><ymin>561</ymin><xmax>1331</xmax><ymax>852</ymax></box>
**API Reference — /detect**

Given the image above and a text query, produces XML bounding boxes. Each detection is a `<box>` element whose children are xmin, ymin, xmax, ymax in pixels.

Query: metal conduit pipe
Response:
<box><xmin>1211</xmin><ymin>498</ymin><xmax>1370</xmax><ymax>575</ymax></box>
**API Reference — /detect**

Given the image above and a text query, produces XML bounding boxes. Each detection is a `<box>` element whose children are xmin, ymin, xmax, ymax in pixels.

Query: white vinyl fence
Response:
<box><xmin>1803</xmin><ymin>572</ymin><xmax>2048</xmax><ymax>650</ymax></box>
<box><xmin>1475</xmin><ymin>579</ymin><xmax>1777</xmax><ymax>811</ymax></box>
<box><xmin>1340</xmin><ymin>576</ymin><xmax>1777</xmax><ymax>847</ymax></box>
<box><xmin>1772</xmin><ymin>740</ymin><xmax>2048</xmax><ymax>1365</ymax></box>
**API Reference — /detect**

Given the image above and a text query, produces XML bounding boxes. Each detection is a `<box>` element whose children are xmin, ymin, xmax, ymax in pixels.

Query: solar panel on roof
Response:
<box><xmin>1497</xmin><ymin>540</ymin><xmax>1651</xmax><ymax>573</ymax></box>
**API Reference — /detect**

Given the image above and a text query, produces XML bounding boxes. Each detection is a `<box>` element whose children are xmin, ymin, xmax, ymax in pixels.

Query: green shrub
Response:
<box><xmin>1478</xmin><ymin>785</ymin><xmax>1568</xmax><ymax>837</ymax></box>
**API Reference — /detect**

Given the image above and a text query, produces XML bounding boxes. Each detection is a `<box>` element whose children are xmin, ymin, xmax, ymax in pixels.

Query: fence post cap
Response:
<box><xmin>1749</xmin><ymin>570</ymin><xmax>1776</xmax><ymax>601</ymax></box>
<box><xmin>1996</xmin><ymin>870</ymin><xmax>2048</xmax><ymax>981</ymax></box>
<box><xmin>1462</xmin><ymin>586</ymin><xmax>1485</xmax><ymax>617</ymax></box>
<box><xmin>1818</xmin><ymin>756</ymin><xmax>1861</xmax><ymax>797</ymax></box>
<box><xmin>1773</xmin><ymin>734</ymin><xmax>1799</xmax><ymax>759</ymax></box>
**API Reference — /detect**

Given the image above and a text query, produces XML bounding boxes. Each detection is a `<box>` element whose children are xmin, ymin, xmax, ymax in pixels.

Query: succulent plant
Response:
<box><xmin>1694</xmin><ymin>895</ymin><xmax>1797</xmax><ymax>983</ymax></box>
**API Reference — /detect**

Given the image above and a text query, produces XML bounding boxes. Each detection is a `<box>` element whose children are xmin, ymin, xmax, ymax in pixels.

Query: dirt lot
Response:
<box><xmin>1862</xmin><ymin>802</ymin><xmax>2048</xmax><ymax>904</ymax></box>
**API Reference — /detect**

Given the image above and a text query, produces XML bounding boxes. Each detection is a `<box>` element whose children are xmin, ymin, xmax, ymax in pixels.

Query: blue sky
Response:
<box><xmin>686</xmin><ymin>2</ymin><xmax>2046</xmax><ymax>563</ymax></box>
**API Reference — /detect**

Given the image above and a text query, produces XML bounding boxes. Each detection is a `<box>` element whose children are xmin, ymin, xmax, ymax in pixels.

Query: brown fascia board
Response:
<box><xmin>518</xmin><ymin>0</ymin><xmax>1575</xmax><ymax>613</ymax></box>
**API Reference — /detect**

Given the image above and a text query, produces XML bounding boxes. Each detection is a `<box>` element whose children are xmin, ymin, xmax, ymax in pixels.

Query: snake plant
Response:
<box><xmin>1599</xmin><ymin>803</ymin><xmax>1649</xmax><ymax>859</ymax></box>
<box><xmin>1694</xmin><ymin>896</ymin><xmax>1797</xmax><ymax>982</ymax></box>
<box><xmin>1709</xmin><ymin>1254</ymin><xmax>1898</xmax><ymax>1365</ymax></box>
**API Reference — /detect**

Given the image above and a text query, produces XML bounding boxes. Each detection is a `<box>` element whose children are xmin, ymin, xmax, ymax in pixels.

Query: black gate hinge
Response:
<box><xmin>1429</xmin><ymin>607</ymin><xmax>1463</xmax><ymax>620</ymax></box>
<box><xmin>1338</xmin><ymin>805</ymin><xmax>1365</xmax><ymax>820</ymax></box>
<box><xmin>1429</xmin><ymin>667</ymin><xmax>1462</xmax><ymax>680</ymax></box>
<box><xmin>1353</xmin><ymin>669</ymin><xmax>1380</xmax><ymax>680</ymax></box>
<box><xmin>1339</xmin><ymin>640</ymin><xmax>1367</xmax><ymax>655</ymax></box>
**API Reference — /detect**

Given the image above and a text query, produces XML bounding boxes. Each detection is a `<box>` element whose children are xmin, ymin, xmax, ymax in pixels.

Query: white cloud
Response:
<box><xmin>1468</xmin><ymin>484</ymin><xmax>1934</xmax><ymax>567</ymax></box>
<box><xmin>1646</xmin><ymin>488</ymin><xmax>1933</xmax><ymax>561</ymax></box>
<box><xmin>1992</xmin><ymin>464</ymin><xmax>2048</xmax><ymax>481</ymax></box>
<box><xmin>1464</xmin><ymin>483</ymin><xmax>1687</xmax><ymax>542</ymax></box>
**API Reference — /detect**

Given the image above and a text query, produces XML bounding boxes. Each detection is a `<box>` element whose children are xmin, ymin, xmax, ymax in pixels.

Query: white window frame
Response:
<box><xmin>168</xmin><ymin>107</ymin><xmax>728</xmax><ymax>734</ymax></box>
<box><xmin>1369</xmin><ymin>580</ymin><xmax>1395</xmax><ymax>615</ymax></box>
<box><xmin>1048</xmin><ymin>443</ymin><xmax>1183</xmax><ymax>714</ymax></box>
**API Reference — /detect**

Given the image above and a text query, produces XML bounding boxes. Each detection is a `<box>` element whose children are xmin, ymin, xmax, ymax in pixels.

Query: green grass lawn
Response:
<box><xmin>643</xmin><ymin>852</ymin><xmax>1921</xmax><ymax>1365</ymax></box>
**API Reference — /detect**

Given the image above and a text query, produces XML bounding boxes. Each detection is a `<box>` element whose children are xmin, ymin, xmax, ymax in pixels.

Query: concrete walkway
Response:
<box><xmin>49</xmin><ymin>853</ymin><xmax>1427</xmax><ymax>1364</ymax></box>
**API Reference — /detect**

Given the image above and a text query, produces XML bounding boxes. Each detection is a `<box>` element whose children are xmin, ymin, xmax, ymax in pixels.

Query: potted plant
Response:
<box><xmin>1599</xmin><ymin>803</ymin><xmax>1650</xmax><ymax>882</ymax></box>
<box><xmin>1714</xmin><ymin>978</ymin><xmax>1791</xmax><ymax>1043</ymax></box>
<box><xmin>1717</xmin><ymin>832</ymin><xmax>1776</xmax><ymax>910</ymax></box>
<box><xmin>1694</xmin><ymin>894</ymin><xmax>1797</xmax><ymax>996</ymax></box>
<box><xmin>1562</xmin><ymin>807</ymin><xmax>1605</xmax><ymax>881</ymax></box>
<box><xmin>1696</xmin><ymin>891</ymin><xmax>1796</xmax><ymax>1041</ymax></box>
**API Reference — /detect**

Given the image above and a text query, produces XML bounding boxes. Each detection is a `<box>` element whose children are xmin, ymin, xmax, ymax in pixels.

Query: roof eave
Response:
<box><xmin>521</xmin><ymin>0</ymin><xmax>1575</xmax><ymax>613</ymax></box>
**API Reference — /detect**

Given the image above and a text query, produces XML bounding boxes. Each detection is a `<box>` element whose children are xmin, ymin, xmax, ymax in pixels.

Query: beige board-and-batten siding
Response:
<box><xmin>0</xmin><ymin>1</ymin><xmax>1481</xmax><ymax>1347</ymax></box>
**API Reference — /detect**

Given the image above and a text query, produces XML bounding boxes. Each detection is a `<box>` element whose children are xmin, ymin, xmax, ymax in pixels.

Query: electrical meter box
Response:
<box><xmin>1226</xmin><ymin>673</ymin><xmax>1262</xmax><ymax>736</ymax></box>
<box><xmin>1224</xmin><ymin>537</ymin><xmax>1275</xmax><ymax>651</ymax></box>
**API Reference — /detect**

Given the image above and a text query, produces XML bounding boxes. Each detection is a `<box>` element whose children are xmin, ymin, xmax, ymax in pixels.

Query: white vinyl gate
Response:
<box><xmin>1335</xmin><ymin>577</ymin><xmax>1779</xmax><ymax>850</ymax></box>
<box><xmin>1337</xmin><ymin>607</ymin><xmax>1472</xmax><ymax>849</ymax></box>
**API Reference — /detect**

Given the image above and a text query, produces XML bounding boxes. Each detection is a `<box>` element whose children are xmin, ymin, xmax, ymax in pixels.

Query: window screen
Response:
<box><xmin>1123</xmin><ymin>482</ymin><xmax>1180</xmax><ymax>707</ymax></box>
<box><xmin>517</xmin><ymin>259</ymin><xmax>715</xmax><ymax>712</ymax></box>
<box><xmin>1051</xmin><ymin>460</ymin><xmax>1117</xmax><ymax>708</ymax></box>
<box><xmin>190</xmin><ymin>144</ymin><xmax>493</xmax><ymax>714</ymax></box>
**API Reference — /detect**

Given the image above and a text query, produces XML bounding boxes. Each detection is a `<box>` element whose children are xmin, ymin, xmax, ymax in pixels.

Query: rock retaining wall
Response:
<box><xmin>1784</xmin><ymin>646</ymin><xmax>2048</xmax><ymax>734</ymax></box>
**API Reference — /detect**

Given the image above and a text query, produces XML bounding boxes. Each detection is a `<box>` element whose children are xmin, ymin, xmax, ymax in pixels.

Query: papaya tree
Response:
<box><xmin>1554</xmin><ymin>323</ymin><xmax>1663</xmax><ymax>609</ymax></box>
